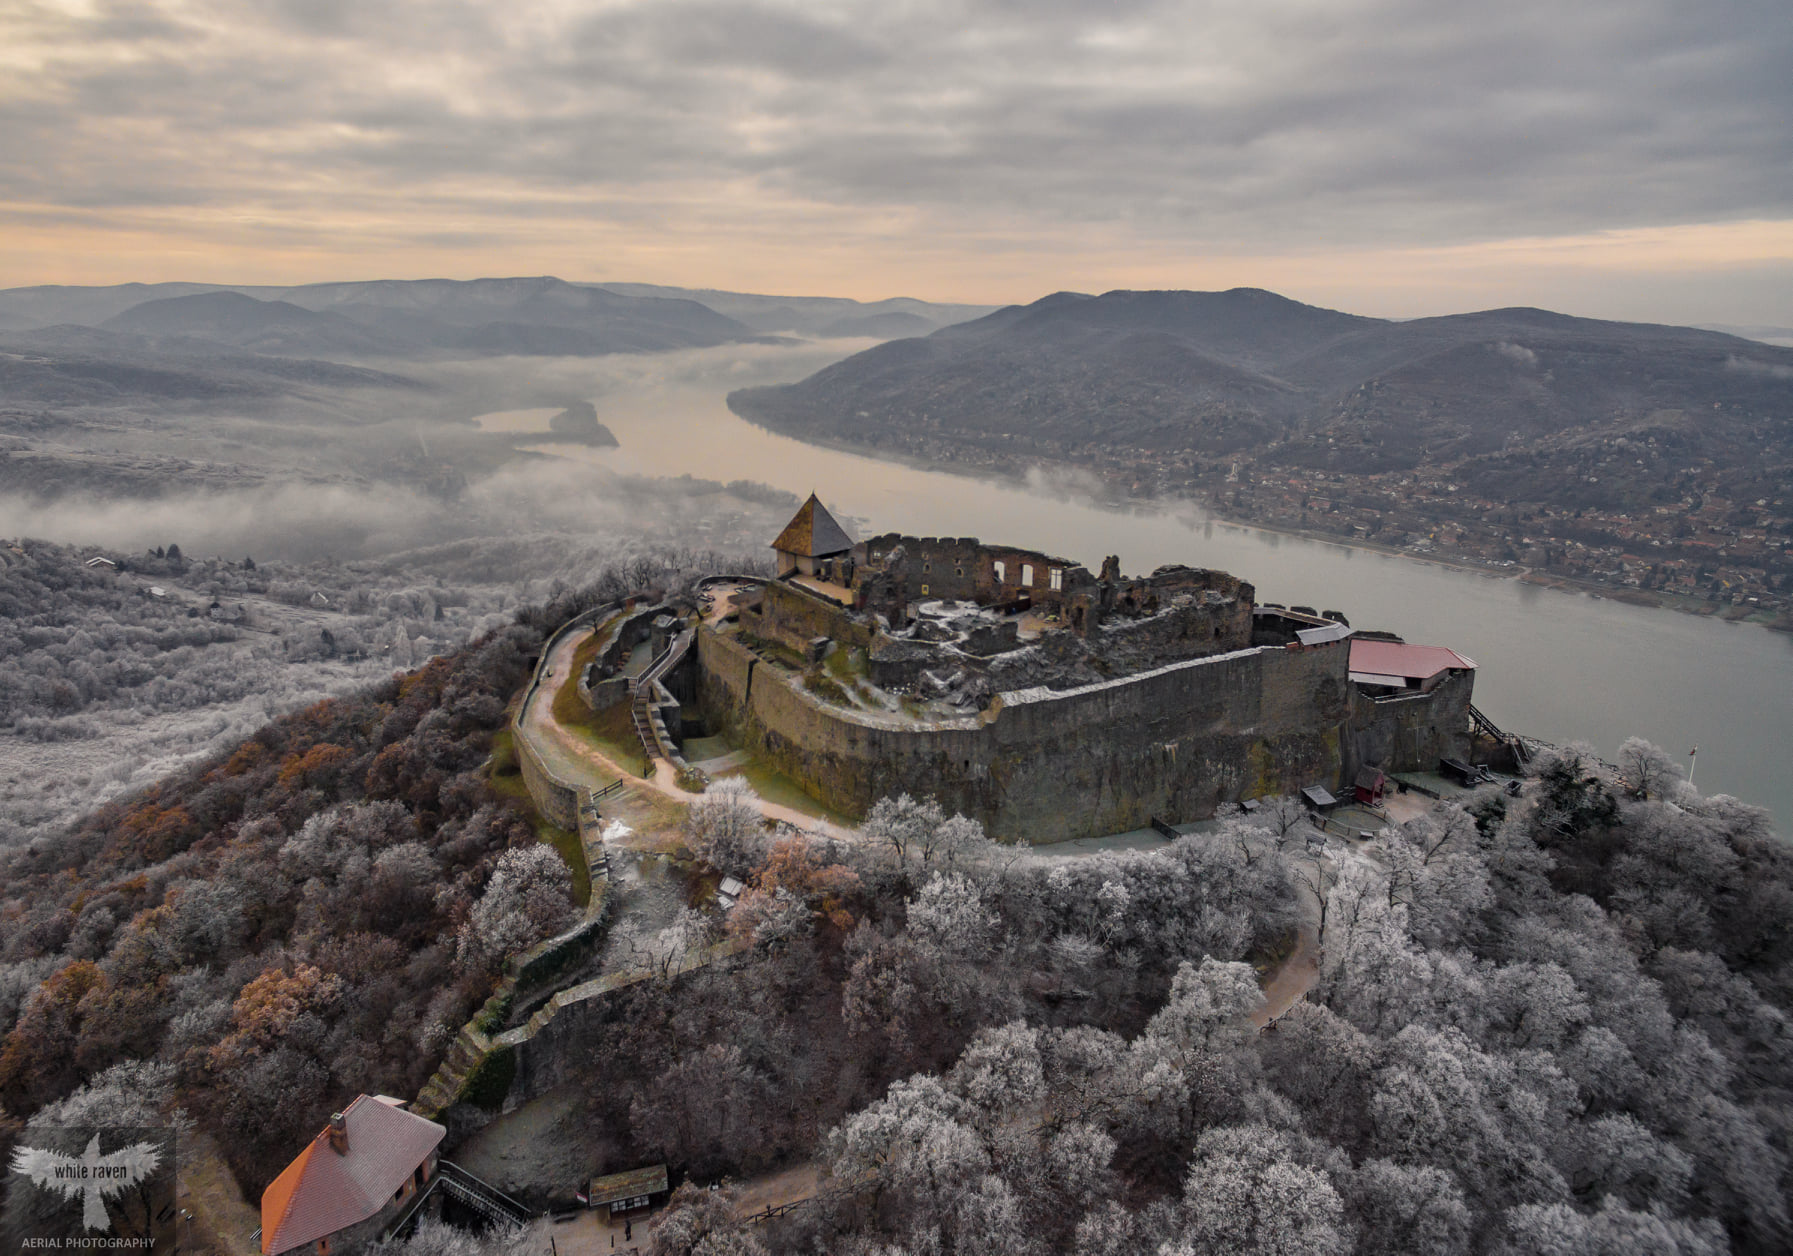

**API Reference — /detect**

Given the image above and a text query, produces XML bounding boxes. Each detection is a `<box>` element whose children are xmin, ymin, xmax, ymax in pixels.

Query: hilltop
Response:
<box><xmin>728</xmin><ymin>288</ymin><xmax>1793</xmax><ymax>611</ymax></box>
<box><xmin>729</xmin><ymin>287</ymin><xmax>1793</xmax><ymax>477</ymax></box>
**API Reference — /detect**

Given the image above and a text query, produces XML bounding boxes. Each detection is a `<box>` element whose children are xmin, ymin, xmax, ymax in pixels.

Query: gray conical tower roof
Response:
<box><xmin>771</xmin><ymin>493</ymin><xmax>854</xmax><ymax>557</ymax></box>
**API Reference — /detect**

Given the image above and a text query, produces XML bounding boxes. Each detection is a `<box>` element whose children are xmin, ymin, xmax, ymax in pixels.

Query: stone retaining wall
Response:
<box><xmin>514</xmin><ymin>728</ymin><xmax>580</xmax><ymax>831</ymax></box>
<box><xmin>1350</xmin><ymin>668</ymin><xmax>1475</xmax><ymax>772</ymax></box>
<box><xmin>698</xmin><ymin>628</ymin><xmax>1351</xmax><ymax>842</ymax></box>
<box><xmin>512</xmin><ymin>604</ymin><xmax>614</xmax><ymax>831</ymax></box>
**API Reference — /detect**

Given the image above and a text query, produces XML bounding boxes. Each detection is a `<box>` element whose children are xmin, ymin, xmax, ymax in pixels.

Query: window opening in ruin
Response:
<box><xmin>1050</xmin><ymin>567</ymin><xmax>1063</xmax><ymax>591</ymax></box>
<box><xmin>921</xmin><ymin>584</ymin><xmax>929</xmax><ymax>596</ymax></box>
<box><xmin>993</xmin><ymin>560</ymin><xmax>1006</xmax><ymax>583</ymax></box>
<box><xmin>956</xmin><ymin>568</ymin><xmax>963</xmax><ymax>578</ymax></box>
<box><xmin>1021</xmin><ymin>563</ymin><xmax>1033</xmax><ymax>586</ymax></box>
<box><xmin>923</xmin><ymin>562</ymin><xmax>931</xmax><ymax>573</ymax></box>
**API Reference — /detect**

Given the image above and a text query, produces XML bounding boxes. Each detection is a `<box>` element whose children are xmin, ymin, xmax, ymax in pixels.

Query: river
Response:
<box><xmin>481</xmin><ymin>344</ymin><xmax>1793</xmax><ymax>828</ymax></box>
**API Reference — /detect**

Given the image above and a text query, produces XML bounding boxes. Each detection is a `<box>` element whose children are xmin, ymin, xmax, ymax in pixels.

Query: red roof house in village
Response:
<box><xmin>261</xmin><ymin>1095</ymin><xmax>445</xmax><ymax>1256</ymax></box>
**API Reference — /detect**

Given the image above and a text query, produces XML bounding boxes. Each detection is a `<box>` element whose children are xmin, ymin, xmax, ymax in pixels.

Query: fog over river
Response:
<box><xmin>501</xmin><ymin>356</ymin><xmax>1793</xmax><ymax>829</ymax></box>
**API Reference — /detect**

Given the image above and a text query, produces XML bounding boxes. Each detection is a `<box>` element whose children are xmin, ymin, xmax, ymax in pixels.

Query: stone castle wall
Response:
<box><xmin>514</xmin><ymin>729</ymin><xmax>581</xmax><ymax>831</ymax></box>
<box><xmin>698</xmin><ymin>629</ymin><xmax>1350</xmax><ymax>842</ymax></box>
<box><xmin>747</xmin><ymin>580</ymin><xmax>875</xmax><ymax>654</ymax></box>
<box><xmin>855</xmin><ymin>532</ymin><xmax>1093</xmax><ymax>612</ymax></box>
<box><xmin>1349</xmin><ymin>667</ymin><xmax>1475</xmax><ymax>773</ymax></box>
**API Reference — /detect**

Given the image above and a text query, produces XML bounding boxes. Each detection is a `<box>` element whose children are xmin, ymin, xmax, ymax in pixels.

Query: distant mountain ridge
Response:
<box><xmin>595</xmin><ymin>282</ymin><xmax>995</xmax><ymax>338</ymax></box>
<box><xmin>14</xmin><ymin>277</ymin><xmax>769</xmax><ymax>361</ymax></box>
<box><xmin>0</xmin><ymin>277</ymin><xmax>993</xmax><ymax>360</ymax></box>
<box><xmin>726</xmin><ymin>288</ymin><xmax>1793</xmax><ymax>486</ymax></box>
<box><xmin>0</xmin><ymin>323</ymin><xmax>420</xmax><ymax>408</ymax></box>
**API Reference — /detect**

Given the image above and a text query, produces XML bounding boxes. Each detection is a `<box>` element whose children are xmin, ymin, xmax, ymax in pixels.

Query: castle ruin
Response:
<box><xmin>579</xmin><ymin>495</ymin><xmax>1481</xmax><ymax>842</ymax></box>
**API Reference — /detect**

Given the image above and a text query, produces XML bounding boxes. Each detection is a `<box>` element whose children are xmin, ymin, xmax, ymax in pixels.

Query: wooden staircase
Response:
<box><xmin>1469</xmin><ymin>703</ymin><xmax>1532</xmax><ymax>766</ymax></box>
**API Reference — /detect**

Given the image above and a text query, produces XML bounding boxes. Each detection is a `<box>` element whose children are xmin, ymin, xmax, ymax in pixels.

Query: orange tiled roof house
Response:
<box><xmin>261</xmin><ymin>1095</ymin><xmax>445</xmax><ymax>1256</ymax></box>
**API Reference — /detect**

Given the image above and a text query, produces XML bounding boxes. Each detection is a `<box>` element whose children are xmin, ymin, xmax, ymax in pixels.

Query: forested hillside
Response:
<box><xmin>599</xmin><ymin>753</ymin><xmax>1790</xmax><ymax>1255</ymax></box>
<box><xmin>0</xmin><ymin>555</ymin><xmax>719</xmax><ymax>1206</ymax></box>
<box><xmin>3</xmin><ymin>556</ymin><xmax>1789</xmax><ymax>1255</ymax></box>
<box><xmin>728</xmin><ymin>289</ymin><xmax>1793</xmax><ymax>482</ymax></box>
<box><xmin>0</xmin><ymin>538</ymin><xmax>521</xmax><ymax>852</ymax></box>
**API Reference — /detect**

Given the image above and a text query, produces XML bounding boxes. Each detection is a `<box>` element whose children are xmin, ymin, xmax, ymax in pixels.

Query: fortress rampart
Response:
<box><xmin>697</xmin><ymin>627</ymin><xmax>1351</xmax><ymax>842</ymax></box>
<box><xmin>1350</xmin><ymin>667</ymin><xmax>1475</xmax><ymax>772</ymax></box>
<box><xmin>512</xmin><ymin>604</ymin><xmax>613</xmax><ymax>831</ymax></box>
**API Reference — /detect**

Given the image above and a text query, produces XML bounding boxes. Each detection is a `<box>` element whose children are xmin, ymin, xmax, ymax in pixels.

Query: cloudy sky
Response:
<box><xmin>4</xmin><ymin>0</ymin><xmax>1791</xmax><ymax>321</ymax></box>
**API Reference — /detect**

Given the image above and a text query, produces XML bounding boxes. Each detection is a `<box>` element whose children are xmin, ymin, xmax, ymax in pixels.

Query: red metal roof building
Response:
<box><xmin>261</xmin><ymin>1095</ymin><xmax>445</xmax><ymax>1256</ymax></box>
<box><xmin>1347</xmin><ymin>639</ymin><xmax>1476</xmax><ymax>691</ymax></box>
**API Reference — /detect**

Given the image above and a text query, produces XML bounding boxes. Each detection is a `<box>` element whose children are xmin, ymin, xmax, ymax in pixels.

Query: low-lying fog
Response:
<box><xmin>0</xmin><ymin>338</ymin><xmax>873</xmax><ymax>847</ymax></box>
<box><xmin>0</xmin><ymin>338</ymin><xmax>870</xmax><ymax>563</ymax></box>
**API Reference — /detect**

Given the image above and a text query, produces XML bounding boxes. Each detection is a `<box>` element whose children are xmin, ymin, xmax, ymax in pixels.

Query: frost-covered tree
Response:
<box><xmin>1343</xmin><ymin>1159</ymin><xmax>1473</xmax><ymax>1256</ymax></box>
<box><xmin>907</xmin><ymin>873</ymin><xmax>997</xmax><ymax>960</ymax></box>
<box><xmin>1178</xmin><ymin>1125</ymin><xmax>1349</xmax><ymax>1256</ymax></box>
<box><xmin>1143</xmin><ymin>956</ymin><xmax>1264</xmax><ymax>1056</ymax></box>
<box><xmin>369</xmin><ymin>1218</ymin><xmax>536</xmax><ymax>1256</ymax></box>
<box><xmin>948</xmin><ymin>1021</ymin><xmax>1044</xmax><ymax>1126</ymax></box>
<box><xmin>454</xmin><ymin>845</ymin><xmax>576</xmax><ymax>972</ymax></box>
<box><xmin>1619</xmin><ymin>737</ymin><xmax>1687</xmax><ymax>802</ymax></box>
<box><xmin>685</xmin><ymin>777</ymin><xmax>767</xmax><ymax>876</ymax></box>
<box><xmin>1496</xmin><ymin>1198</ymin><xmax>1729</xmax><ymax>1256</ymax></box>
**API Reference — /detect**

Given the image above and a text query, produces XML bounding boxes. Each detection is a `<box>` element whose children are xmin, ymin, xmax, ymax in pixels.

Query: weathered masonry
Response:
<box><xmin>697</xmin><ymin>623</ymin><xmax>1351</xmax><ymax>842</ymax></box>
<box><xmin>558</xmin><ymin>496</ymin><xmax>1482</xmax><ymax>843</ymax></box>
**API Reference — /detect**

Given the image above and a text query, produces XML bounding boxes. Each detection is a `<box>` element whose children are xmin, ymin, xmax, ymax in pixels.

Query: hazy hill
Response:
<box><xmin>0</xmin><ymin>277</ymin><xmax>776</xmax><ymax>361</ymax></box>
<box><xmin>728</xmin><ymin>288</ymin><xmax>1793</xmax><ymax>487</ymax></box>
<box><xmin>0</xmin><ymin>282</ymin><xmax>234</xmax><ymax>328</ymax></box>
<box><xmin>0</xmin><ymin>277</ymin><xmax>992</xmax><ymax>357</ymax></box>
<box><xmin>102</xmin><ymin>291</ymin><xmax>418</xmax><ymax>359</ymax></box>
<box><xmin>0</xmin><ymin>323</ymin><xmax>419</xmax><ymax>407</ymax></box>
<box><xmin>272</xmin><ymin>276</ymin><xmax>766</xmax><ymax>354</ymax></box>
<box><xmin>597</xmin><ymin>281</ymin><xmax>996</xmax><ymax>337</ymax></box>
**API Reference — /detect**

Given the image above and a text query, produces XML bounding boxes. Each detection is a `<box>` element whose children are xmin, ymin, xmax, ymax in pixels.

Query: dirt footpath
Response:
<box><xmin>1253</xmin><ymin>926</ymin><xmax>1319</xmax><ymax>1027</ymax></box>
<box><xmin>730</xmin><ymin>1162</ymin><xmax>822</xmax><ymax>1217</ymax></box>
<box><xmin>176</xmin><ymin>1132</ymin><xmax>261</xmax><ymax>1256</ymax></box>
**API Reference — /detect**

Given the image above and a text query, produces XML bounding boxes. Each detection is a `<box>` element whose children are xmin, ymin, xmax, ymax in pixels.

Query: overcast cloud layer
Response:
<box><xmin>3</xmin><ymin>0</ymin><xmax>1792</xmax><ymax>320</ymax></box>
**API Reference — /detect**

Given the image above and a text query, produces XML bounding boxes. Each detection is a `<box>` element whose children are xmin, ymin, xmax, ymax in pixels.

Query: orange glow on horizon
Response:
<box><xmin>1</xmin><ymin>208</ymin><xmax>1789</xmax><ymax>324</ymax></box>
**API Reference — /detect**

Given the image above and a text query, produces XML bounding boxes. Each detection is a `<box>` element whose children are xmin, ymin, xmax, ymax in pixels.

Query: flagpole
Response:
<box><xmin>1687</xmin><ymin>746</ymin><xmax>1698</xmax><ymax>788</ymax></box>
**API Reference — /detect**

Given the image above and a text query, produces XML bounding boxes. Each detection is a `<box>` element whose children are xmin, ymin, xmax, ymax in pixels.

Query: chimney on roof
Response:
<box><xmin>327</xmin><ymin>1112</ymin><xmax>349</xmax><ymax>1155</ymax></box>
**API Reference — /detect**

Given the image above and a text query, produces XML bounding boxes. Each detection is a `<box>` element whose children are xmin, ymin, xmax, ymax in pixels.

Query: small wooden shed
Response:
<box><xmin>588</xmin><ymin>1164</ymin><xmax>669</xmax><ymax>1218</ymax></box>
<box><xmin>1353</xmin><ymin>767</ymin><xmax>1388</xmax><ymax>807</ymax></box>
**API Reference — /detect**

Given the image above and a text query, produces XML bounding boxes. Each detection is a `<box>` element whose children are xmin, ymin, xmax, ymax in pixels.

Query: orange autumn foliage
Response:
<box><xmin>755</xmin><ymin>837</ymin><xmax>861</xmax><ymax>931</ymax></box>
<box><xmin>207</xmin><ymin>964</ymin><xmax>344</xmax><ymax>1072</ymax></box>
<box><xmin>276</xmin><ymin>743</ymin><xmax>353</xmax><ymax>790</ymax></box>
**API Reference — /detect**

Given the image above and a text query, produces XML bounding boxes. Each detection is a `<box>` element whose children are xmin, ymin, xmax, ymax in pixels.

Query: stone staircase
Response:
<box><xmin>577</xmin><ymin>784</ymin><xmax>622</xmax><ymax>885</ymax></box>
<box><xmin>411</xmin><ymin>938</ymin><xmax>750</xmax><ymax>1118</ymax></box>
<box><xmin>412</xmin><ymin>1023</ymin><xmax>493</xmax><ymax>1119</ymax></box>
<box><xmin>629</xmin><ymin>624</ymin><xmax>705</xmax><ymax>783</ymax></box>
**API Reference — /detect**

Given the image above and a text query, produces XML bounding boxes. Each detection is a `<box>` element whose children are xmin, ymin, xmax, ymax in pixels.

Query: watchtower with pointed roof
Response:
<box><xmin>772</xmin><ymin>493</ymin><xmax>854</xmax><ymax>579</ymax></box>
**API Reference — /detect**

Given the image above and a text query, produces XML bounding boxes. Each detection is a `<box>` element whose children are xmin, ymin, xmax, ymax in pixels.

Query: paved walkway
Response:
<box><xmin>518</xmin><ymin>625</ymin><xmax>856</xmax><ymax>839</ymax></box>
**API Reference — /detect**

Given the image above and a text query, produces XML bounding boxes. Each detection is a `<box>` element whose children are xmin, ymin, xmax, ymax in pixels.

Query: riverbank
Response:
<box><xmin>723</xmin><ymin>412</ymin><xmax>1789</xmax><ymax>631</ymax></box>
